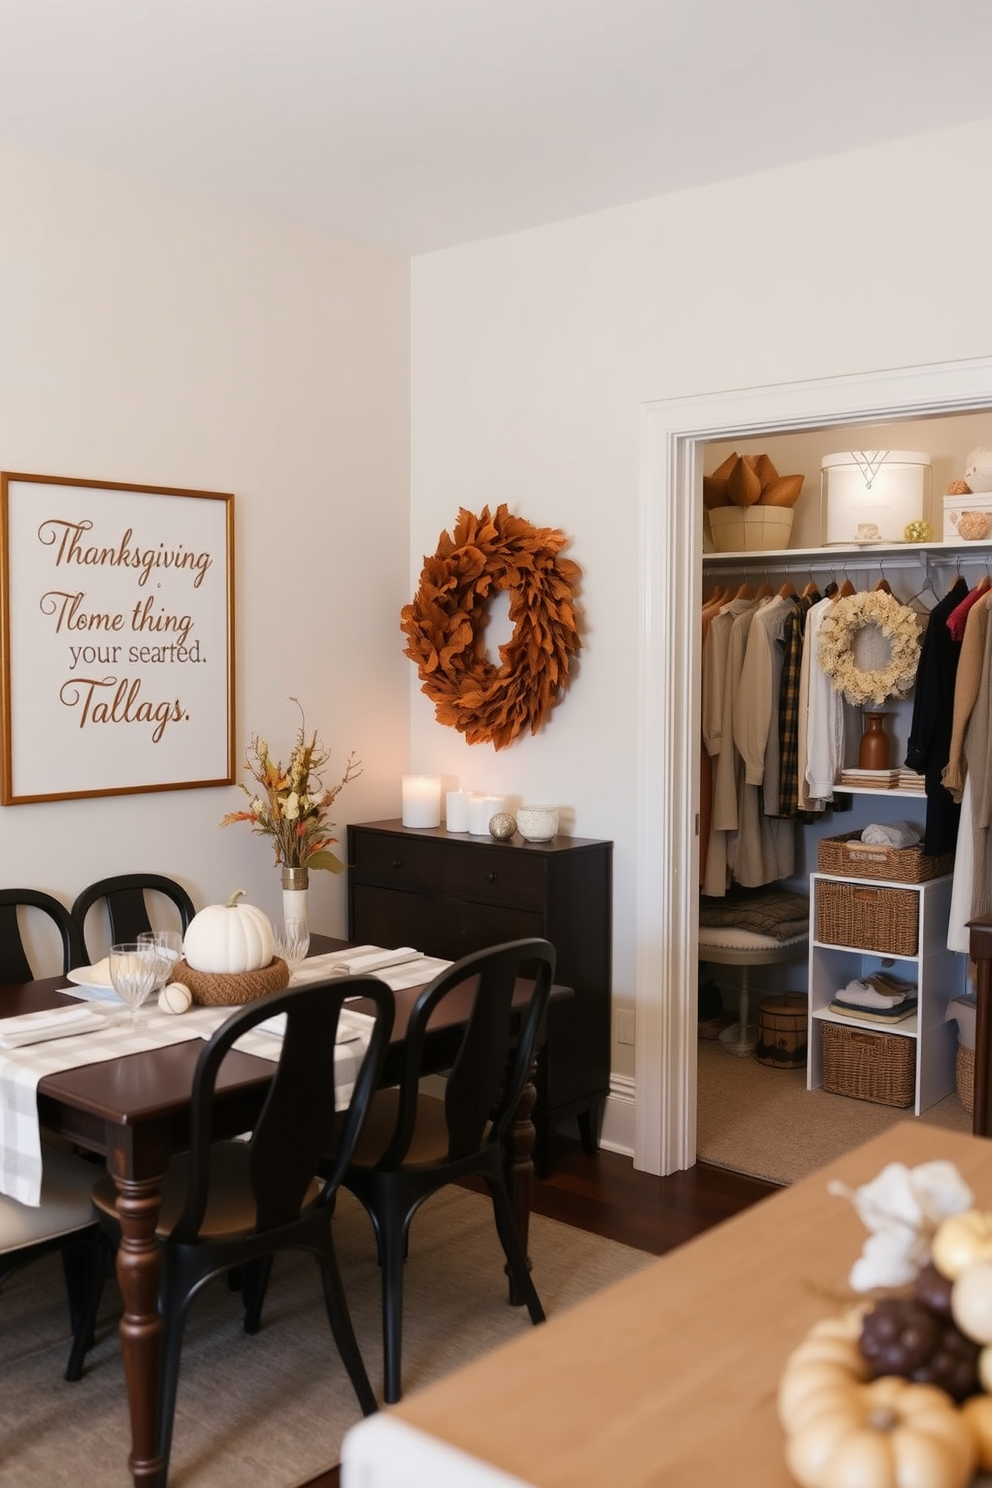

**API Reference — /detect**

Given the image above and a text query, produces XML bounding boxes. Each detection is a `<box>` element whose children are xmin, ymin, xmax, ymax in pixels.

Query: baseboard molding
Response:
<box><xmin>598</xmin><ymin>1075</ymin><xmax>635</xmax><ymax>1158</ymax></box>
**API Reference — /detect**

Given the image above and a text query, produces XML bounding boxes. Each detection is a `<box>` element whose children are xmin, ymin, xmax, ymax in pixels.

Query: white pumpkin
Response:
<box><xmin>183</xmin><ymin>890</ymin><xmax>274</xmax><ymax>973</ymax></box>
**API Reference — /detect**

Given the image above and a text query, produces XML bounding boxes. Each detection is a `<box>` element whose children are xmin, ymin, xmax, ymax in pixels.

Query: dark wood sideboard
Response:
<box><xmin>347</xmin><ymin>819</ymin><xmax>613</xmax><ymax>1173</ymax></box>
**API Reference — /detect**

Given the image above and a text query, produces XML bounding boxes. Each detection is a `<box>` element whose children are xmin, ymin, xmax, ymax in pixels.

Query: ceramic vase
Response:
<box><xmin>281</xmin><ymin>865</ymin><xmax>309</xmax><ymax>937</ymax></box>
<box><xmin>858</xmin><ymin>712</ymin><xmax>891</xmax><ymax>771</ymax></box>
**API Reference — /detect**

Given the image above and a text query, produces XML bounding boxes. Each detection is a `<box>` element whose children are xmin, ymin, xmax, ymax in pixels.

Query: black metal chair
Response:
<box><xmin>84</xmin><ymin>974</ymin><xmax>394</xmax><ymax>1477</ymax></box>
<box><xmin>0</xmin><ymin>888</ymin><xmax>84</xmax><ymax>982</ymax></box>
<box><xmin>340</xmin><ymin>937</ymin><xmax>555</xmax><ymax>1403</ymax></box>
<box><xmin>0</xmin><ymin>1146</ymin><xmax>105</xmax><ymax>1381</ymax></box>
<box><xmin>71</xmin><ymin>874</ymin><xmax>195</xmax><ymax>962</ymax></box>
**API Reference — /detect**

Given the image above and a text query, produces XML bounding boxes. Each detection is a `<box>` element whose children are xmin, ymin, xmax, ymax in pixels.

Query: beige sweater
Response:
<box><xmin>942</xmin><ymin>591</ymin><xmax>992</xmax><ymax>802</ymax></box>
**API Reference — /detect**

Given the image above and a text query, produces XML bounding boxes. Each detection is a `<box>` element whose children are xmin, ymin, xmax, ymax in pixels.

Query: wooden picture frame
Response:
<box><xmin>0</xmin><ymin>471</ymin><xmax>235</xmax><ymax>804</ymax></box>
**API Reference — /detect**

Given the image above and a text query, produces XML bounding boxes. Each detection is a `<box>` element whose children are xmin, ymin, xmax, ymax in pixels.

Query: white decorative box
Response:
<box><xmin>942</xmin><ymin>495</ymin><xmax>992</xmax><ymax>544</ymax></box>
<box><xmin>820</xmin><ymin>450</ymin><xmax>931</xmax><ymax>545</ymax></box>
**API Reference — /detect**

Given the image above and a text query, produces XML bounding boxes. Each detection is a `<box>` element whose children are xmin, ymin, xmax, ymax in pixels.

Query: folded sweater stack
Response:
<box><xmin>829</xmin><ymin>971</ymin><xmax>918</xmax><ymax>1025</ymax></box>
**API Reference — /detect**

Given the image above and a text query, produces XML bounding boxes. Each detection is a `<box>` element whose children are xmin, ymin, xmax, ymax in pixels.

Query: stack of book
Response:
<box><xmin>835</xmin><ymin>767</ymin><xmax>927</xmax><ymax>793</ymax></box>
<box><xmin>837</xmin><ymin>768</ymin><xmax>900</xmax><ymax>789</ymax></box>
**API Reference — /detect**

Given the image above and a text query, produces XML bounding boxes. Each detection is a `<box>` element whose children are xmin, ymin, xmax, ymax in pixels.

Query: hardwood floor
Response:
<box><xmin>305</xmin><ymin>1142</ymin><xmax>778</xmax><ymax>1487</ymax></box>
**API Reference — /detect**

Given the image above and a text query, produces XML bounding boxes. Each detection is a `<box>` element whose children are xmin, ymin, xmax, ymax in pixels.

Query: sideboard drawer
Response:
<box><xmin>350</xmin><ymin>830</ymin><xmax>442</xmax><ymax>893</ymax></box>
<box><xmin>441</xmin><ymin>843</ymin><xmax>546</xmax><ymax>910</ymax></box>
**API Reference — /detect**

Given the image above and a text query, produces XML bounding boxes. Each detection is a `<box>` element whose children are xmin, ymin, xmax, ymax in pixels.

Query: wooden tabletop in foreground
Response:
<box><xmin>344</xmin><ymin>1122</ymin><xmax>992</xmax><ymax>1488</ymax></box>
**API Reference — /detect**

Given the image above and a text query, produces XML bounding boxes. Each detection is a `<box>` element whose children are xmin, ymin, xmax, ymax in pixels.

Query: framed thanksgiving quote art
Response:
<box><xmin>0</xmin><ymin>471</ymin><xmax>235</xmax><ymax>804</ymax></box>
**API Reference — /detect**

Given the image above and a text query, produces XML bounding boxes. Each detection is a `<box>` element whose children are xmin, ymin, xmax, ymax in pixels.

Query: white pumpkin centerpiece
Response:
<box><xmin>174</xmin><ymin>890</ymin><xmax>288</xmax><ymax>1005</ymax></box>
<box><xmin>183</xmin><ymin>889</ymin><xmax>274</xmax><ymax>973</ymax></box>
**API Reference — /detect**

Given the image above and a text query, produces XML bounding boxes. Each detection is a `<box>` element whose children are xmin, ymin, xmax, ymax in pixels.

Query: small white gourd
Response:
<box><xmin>158</xmin><ymin>982</ymin><xmax>193</xmax><ymax>1015</ymax></box>
<box><xmin>182</xmin><ymin>889</ymin><xmax>274</xmax><ymax>974</ymax></box>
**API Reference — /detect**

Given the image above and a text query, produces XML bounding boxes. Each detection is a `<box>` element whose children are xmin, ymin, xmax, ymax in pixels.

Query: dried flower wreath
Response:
<box><xmin>817</xmin><ymin>590</ymin><xmax>921</xmax><ymax>708</ymax></box>
<box><xmin>401</xmin><ymin>504</ymin><xmax>582</xmax><ymax>750</ymax></box>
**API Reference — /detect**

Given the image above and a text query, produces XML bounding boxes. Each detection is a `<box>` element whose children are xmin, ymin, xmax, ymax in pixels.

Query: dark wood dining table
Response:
<box><xmin>3</xmin><ymin>934</ymin><xmax>551</xmax><ymax>1488</ymax></box>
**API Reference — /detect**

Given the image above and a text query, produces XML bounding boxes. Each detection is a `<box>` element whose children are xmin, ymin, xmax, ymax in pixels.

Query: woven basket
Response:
<box><xmin>821</xmin><ymin>1022</ymin><xmax>916</xmax><ymax>1107</ymax></box>
<box><xmin>174</xmin><ymin>957</ymin><xmax>290</xmax><ymax>1007</ymax></box>
<box><xmin>818</xmin><ymin>832</ymin><xmax>953</xmax><ymax>884</ymax></box>
<box><xmin>815</xmin><ymin>879</ymin><xmax>919</xmax><ymax>957</ymax></box>
<box><xmin>957</xmin><ymin>1043</ymin><xmax>975</xmax><ymax>1115</ymax></box>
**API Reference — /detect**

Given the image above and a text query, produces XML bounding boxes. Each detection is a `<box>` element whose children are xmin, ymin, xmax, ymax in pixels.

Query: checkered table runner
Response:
<box><xmin>0</xmin><ymin>999</ymin><xmax>374</xmax><ymax>1208</ymax></box>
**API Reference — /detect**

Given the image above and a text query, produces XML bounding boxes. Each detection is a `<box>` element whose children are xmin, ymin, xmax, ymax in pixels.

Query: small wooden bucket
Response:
<box><xmin>755</xmin><ymin>993</ymin><xmax>808</xmax><ymax>1069</ymax></box>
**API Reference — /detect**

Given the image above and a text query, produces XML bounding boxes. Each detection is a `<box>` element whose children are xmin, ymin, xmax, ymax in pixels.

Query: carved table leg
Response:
<box><xmin>115</xmin><ymin>1175</ymin><xmax>166</xmax><ymax>1488</ymax></box>
<box><xmin>502</xmin><ymin>1055</ymin><xmax>537</xmax><ymax>1307</ymax></box>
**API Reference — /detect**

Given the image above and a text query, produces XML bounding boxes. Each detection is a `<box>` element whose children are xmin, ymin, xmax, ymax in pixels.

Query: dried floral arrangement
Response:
<box><xmin>817</xmin><ymin>591</ymin><xmax>921</xmax><ymax>707</ymax></box>
<box><xmin>220</xmin><ymin>700</ymin><xmax>361</xmax><ymax>870</ymax></box>
<box><xmin>401</xmin><ymin>504</ymin><xmax>581</xmax><ymax>750</ymax></box>
<box><xmin>703</xmin><ymin>451</ymin><xmax>804</xmax><ymax>511</ymax></box>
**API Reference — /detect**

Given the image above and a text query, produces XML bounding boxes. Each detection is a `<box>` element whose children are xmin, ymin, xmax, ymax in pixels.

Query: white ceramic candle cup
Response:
<box><xmin>516</xmin><ymin>806</ymin><xmax>559</xmax><ymax>842</ymax></box>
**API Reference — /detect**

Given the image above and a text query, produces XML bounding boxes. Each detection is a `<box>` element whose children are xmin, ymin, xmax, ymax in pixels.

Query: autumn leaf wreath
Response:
<box><xmin>401</xmin><ymin>504</ymin><xmax>582</xmax><ymax>750</ymax></box>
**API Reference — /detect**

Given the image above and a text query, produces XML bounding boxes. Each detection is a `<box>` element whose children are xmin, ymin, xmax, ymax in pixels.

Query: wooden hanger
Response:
<box><xmin>832</xmin><ymin>578</ymin><xmax>855</xmax><ymax>599</ymax></box>
<box><xmin>975</xmin><ymin>574</ymin><xmax>991</xmax><ymax>596</ymax></box>
<box><xmin>734</xmin><ymin>581</ymin><xmax>754</xmax><ymax>600</ymax></box>
<box><xmin>778</xmin><ymin>579</ymin><xmax>797</xmax><ymax>598</ymax></box>
<box><xmin>874</xmin><ymin>576</ymin><xmax>892</xmax><ymax>595</ymax></box>
<box><xmin>801</xmin><ymin>579</ymin><xmax>819</xmax><ymax>598</ymax></box>
<box><xmin>755</xmin><ymin>581</ymin><xmax>773</xmax><ymax>599</ymax></box>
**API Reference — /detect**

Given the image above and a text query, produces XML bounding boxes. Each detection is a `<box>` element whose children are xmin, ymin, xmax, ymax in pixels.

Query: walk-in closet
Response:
<box><xmin>695</xmin><ymin>410</ymin><xmax>992</xmax><ymax>1183</ymax></box>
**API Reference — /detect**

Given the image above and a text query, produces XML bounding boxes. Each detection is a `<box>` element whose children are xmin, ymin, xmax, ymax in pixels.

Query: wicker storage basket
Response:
<box><xmin>815</xmin><ymin>879</ymin><xmax>919</xmax><ymax>957</ymax></box>
<box><xmin>957</xmin><ymin>1042</ymin><xmax>975</xmax><ymax>1115</ymax></box>
<box><xmin>821</xmin><ymin>1022</ymin><xmax>916</xmax><ymax>1107</ymax></box>
<box><xmin>818</xmin><ymin>831</ymin><xmax>953</xmax><ymax>884</ymax></box>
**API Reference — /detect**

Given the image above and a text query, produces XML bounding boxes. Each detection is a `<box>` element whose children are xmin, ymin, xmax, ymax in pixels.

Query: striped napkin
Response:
<box><xmin>0</xmin><ymin>1004</ymin><xmax>107</xmax><ymax>1049</ymax></box>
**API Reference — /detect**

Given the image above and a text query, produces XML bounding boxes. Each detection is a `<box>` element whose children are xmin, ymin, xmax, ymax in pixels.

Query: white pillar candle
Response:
<box><xmin>401</xmin><ymin>775</ymin><xmax>441</xmax><ymax>829</ymax></box>
<box><xmin>445</xmin><ymin>790</ymin><xmax>470</xmax><ymax>833</ymax></box>
<box><xmin>468</xmin><ymin>794</ymin><xmax>505</xmax><ymax>836</ymax></box>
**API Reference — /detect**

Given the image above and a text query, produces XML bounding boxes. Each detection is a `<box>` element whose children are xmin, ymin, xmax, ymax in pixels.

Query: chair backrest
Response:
<box><xmin>376</xmin><ymin>937</ymin><xmax>555</xmax><ymax>1168</ymax></box>
<box><xmin>0</xmin><ymin>889</ymin><xmax>84</xmax><ymax>983</ymax></box>
<box><xmin>71</xmin><ymin>874</ymin><xmax>195</xmax><ymax>961</ymax></box>
<box><xmin>169</xmin><ymin>976</ymin><xmax>395</xmax><ymax>1243</ymax></box>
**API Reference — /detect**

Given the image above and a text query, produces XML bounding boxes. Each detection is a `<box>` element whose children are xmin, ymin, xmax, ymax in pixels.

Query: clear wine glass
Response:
<box><xmin>273</xmin><ymin>922</ymin><xmax>310</xmax><ymax>969</ymax></box>
<box><xmin>137</xmin><ymin>929</ymin><xmax>184</xmax><ymax>995</ymax></box>
<box><xmin>108</xmin><ymin>942</ymin><xmax>159</xmax><ymax>1026</ymax></box>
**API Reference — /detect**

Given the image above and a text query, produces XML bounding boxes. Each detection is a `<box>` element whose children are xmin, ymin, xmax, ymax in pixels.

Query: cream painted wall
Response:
<box><xmin>0</xmin><ymin>143</ymin><xmax>411</xmax><ymax>961</ymax></box>
<box><xmin>410</xmin><ymin>120</ymin><xmax>992</xmax><ymax>1093</ymax></box>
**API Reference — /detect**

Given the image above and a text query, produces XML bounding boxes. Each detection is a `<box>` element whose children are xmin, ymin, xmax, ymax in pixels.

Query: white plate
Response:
<box><xmin>65</xmin><ymin>961</ymin><xmax>119</xmax><ymax>1002</ymax></box>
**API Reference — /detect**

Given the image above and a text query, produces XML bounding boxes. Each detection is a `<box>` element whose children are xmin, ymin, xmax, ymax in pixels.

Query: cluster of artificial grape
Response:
<box><xmin>859</xmin><ymin>1265</ymin><xmax>981</xmax><ymax>1402</ymax></box>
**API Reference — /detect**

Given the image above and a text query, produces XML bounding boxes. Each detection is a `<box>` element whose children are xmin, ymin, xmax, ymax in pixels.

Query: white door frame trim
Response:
<box><xmin>635</xmin><ymin>355</ymin><xmax>992</xmax><ymax>1176</ymax></box>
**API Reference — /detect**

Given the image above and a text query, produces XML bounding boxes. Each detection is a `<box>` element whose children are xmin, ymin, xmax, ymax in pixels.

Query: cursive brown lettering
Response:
<box><xmin>40</xmin><ymin>590</ymin><xmax>125</xmax><ymax>633</ymax></box>
<box><xmin>59</xmin><ymin>675</ymin><xmax>189</xmax><ymax>742</ymax></box>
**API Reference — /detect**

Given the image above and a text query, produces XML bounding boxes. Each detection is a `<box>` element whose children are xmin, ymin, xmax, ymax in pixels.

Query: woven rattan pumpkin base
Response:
<box><xmin>174</xmin><ymin>957</ymin><xmax>290</xmax><ymax>1006</ymax></box>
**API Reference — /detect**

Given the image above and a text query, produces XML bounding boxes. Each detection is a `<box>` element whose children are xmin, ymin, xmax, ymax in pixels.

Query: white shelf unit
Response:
<box><xmin>807</xmin><ymin>871</ymin><xmax>962</xmax><ymax>1114</ymax></box>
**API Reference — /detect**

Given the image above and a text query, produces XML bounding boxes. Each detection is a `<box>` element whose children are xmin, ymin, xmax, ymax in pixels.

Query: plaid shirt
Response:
<box><xmin>777</xmin><ymin>592</ymin><xmax>818</xmax><ymax>817</ymax></box>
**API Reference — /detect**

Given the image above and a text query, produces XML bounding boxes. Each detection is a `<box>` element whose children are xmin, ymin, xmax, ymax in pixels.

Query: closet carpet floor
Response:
<box><xmin>696</xmin><ymin>1035</ymin><xmax>972</xmax><ymax>1185</ymax></box>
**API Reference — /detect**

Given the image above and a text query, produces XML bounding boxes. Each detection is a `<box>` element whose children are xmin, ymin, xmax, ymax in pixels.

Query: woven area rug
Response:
<box><xmin>1</xmin><ymin>1186</ymin><xmax>652</xmax><ymax>1487</ymax></box>
<box><xmin>696</xmin><ymin>1036</ymin><xmax>972</xmax><ymax>1185</ymax></box>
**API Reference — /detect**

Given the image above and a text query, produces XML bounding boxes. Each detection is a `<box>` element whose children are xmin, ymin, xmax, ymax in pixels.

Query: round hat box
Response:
<box><xmin>755</xmin><ymin>993</ymin><xmax>808</xmax><ymax>1069</ymax></box>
